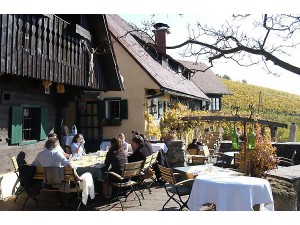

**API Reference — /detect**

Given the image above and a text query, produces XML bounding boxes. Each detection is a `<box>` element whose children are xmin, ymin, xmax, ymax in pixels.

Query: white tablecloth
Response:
<box><xmin>151</xmin><ymin>143</ymin><xmax>168</xmax><ymax>153</ymax></box>
<box><xmin>188</xmin><ymin>175</ymin><xmax>274</xmax><ymax>211</ymax></box>
<box><xmin>100</xmin><ymin>141</ymin><xmax>111</xmax><ymax>151</ymax></box>
<box><xmin>63</xmin><ymin>135</ymin><xmax>74</xmax><ymax>146</ymax></box>
<box><xmin>223</xmin><ymin>151</ymin><xmax>239</xmax><ymax>165</ymax></box>
<box><xmin>72</xmin><ymin>153</ymin><xmax>106</xmax><ymax>182</ymax></box>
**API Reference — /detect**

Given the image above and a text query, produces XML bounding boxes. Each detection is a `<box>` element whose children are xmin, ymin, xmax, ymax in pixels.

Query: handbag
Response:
<box><xmin>102</xmin><ymin>182</ymin><xmax>112</xmax><ymax>199</ymax></box>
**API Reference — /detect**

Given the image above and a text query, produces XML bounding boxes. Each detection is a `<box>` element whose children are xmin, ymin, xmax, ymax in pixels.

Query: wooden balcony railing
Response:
<box><xmin>0</xmin><ymin>14</ymin><xmax>105</xmax><ymax>89</ymax></box>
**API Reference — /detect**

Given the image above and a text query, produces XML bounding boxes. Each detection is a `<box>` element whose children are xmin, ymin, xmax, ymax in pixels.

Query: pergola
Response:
<box><xmin>181</xmin><ymin>115</ymin><xmax>288</xmax><ymax>175</ymax></box>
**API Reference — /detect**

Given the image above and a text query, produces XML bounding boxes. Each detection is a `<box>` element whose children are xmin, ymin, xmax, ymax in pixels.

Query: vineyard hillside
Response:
<box><xmin>221</xmin><ymin>79</ymin><xmax>300</xmax><ymax>141</ymax></box>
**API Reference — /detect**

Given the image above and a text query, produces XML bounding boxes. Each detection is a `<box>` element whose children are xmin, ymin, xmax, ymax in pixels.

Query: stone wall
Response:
<box><xmin>164</xmin><ymin>140</ymin><xmax>187</xmax><ymax>168</ymax></box>
<box><xmin>266</xmin><ymin>176</ymin><xmax>298</xmax><ymax>211</ymax></box>
<box><xmin>220</xmin><ymin>141</ymin><xmax>300</xmax><ymax>165</ymax></box>
<box><xmin>267</xmin><ymin>165</ymin><xmax>300</xmax><ymax>210</ymax></box>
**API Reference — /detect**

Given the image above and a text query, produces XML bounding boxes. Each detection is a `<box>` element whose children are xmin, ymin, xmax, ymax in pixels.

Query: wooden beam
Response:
<box><xmin>181</xmin><ymin>115</ymin><xmax>287</xmax><ymax>128</ymax></box>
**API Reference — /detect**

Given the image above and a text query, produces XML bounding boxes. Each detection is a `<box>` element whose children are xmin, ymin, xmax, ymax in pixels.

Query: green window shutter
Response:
<box><xmin>120</xmin><ymin>100</ymin><xmax>128</xmax><ymax>119</ymax></box>
<box><xmin>11</xmin><ymin>106</ymin><xmax>23</xmax><ymax>144</ymax></box>
<box><xmin>39</xmin><ymin>107</ymin><xmax>48</xmax><ymax>140</ymax></box>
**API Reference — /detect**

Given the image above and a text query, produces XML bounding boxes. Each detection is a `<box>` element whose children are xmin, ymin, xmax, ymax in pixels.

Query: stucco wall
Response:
<box><xmin>101</xmin><ymin>36</ymin><xmax>159</xmax><ymax>141</ymax></box>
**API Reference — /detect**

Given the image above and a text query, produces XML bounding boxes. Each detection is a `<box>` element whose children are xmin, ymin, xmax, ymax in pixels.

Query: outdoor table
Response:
<box><xmin>151</xmin><ymin>143</ymin><xmax>168</xmax><ymax>154</ymax></box>
<box><xmin>100</xmin><ymin>140</ymin><xmax>111</xmax><ymax>151</ymax></box>
<box><xmin>187</xmin><ymin>175</ymin><xmax>274</xmax><ymax>211</ymax></box>
<box><xmin>71</xmin><ymin>152</ymin><xmax>106</xmax><ymax>182</ymax></box>
<box><xmin>173</xmin><ymin>165</ymin><xmax>242</xmax><ymax>179</ymax></box>
<box><xmin>63</xmin><ymin>135</ymin><xmax>75</xmax><ymax>146</ymax></box>
<box><xmin>223</xmin><ymin>151</ymin><xmax>240</xmax><ymax>165</ymax></box>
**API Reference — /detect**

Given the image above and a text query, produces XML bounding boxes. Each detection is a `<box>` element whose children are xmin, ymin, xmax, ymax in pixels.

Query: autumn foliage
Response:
<box><xmin>239</xmin><ymin>126</ymin><xmax>278</xmax><ymax>177</ymax></box>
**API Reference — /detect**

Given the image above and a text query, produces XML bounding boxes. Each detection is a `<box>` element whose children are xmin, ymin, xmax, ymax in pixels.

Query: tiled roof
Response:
<box><xmin>178</xmin><ymin>60</ymin><xmax>232</xmax><ymax>95</ymax></box>
<box><xmin>106</xmin><ymin>14</ymin><xmax>209</xmax><ymax>101</ymax></box>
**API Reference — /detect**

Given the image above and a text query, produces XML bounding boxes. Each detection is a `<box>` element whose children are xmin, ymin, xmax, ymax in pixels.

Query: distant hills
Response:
<box><xmin>220</xmin><ymin>79</ymin><xmax>300</xmax><ymax>142</ymax></box>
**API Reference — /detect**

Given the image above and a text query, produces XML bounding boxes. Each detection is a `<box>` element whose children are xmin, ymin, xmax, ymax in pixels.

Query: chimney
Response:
<box><xmin>153</xmin><ymin>23</ymin><xmax>170</xmax><ymax>54</ymax></box>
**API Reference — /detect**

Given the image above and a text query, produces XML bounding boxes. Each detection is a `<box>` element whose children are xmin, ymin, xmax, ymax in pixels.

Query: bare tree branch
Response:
<box><xmin>119</xmin><ymin>14</ymin><xmax>300</xmax><ymax>77</ymax></box>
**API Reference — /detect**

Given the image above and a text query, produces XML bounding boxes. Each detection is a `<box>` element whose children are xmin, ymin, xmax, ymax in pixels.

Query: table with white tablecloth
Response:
<box><xmin>71</xmin><ymin>153</ymin><xmax>106</xmax><ymax>182</ymax></box>
<box><xmin>63</xmin><ymin>135</ymin><xmax>75</xmax><ymax>146</ymax></box>
<box><xmin>223</xmin><ymin>151</ymin><xmax>239</xmax><ymax>165</ymax></box>
<box><xmin>151</xmin><ymin>143</ymin><xmax>168</xmax><ymax>154</ymax></box>
<box><xmin>187</xmin><ymin>175</ymin><xmax>274</xmax><ymax>211</ymax></box>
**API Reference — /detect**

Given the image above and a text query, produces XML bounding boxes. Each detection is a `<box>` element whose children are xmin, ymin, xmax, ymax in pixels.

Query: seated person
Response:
<box><xmin>187</xmin><ymin>139</ymin><xmax>202</xmax><ymax>150</ymax></box>
<box><xmin>140</xmin><ymin>134</ymin><xmax>153</xmax><ymax>155</ymax></box>
<box><xmin>32</xmin><ymin>137</ymin><xmax>82</xmax><ymax>181</ymax></box>
<box><xmin>131</xmin><ymin>130</ymin><xmax>140</xmax><ymax>137</ymax></box>
<box><xmin>128</xmin><ymin>135</ymin><xmax>151</xmax><ymax>163</ymax></box>
<box><xmin>32</xmin><ymin>137</ymin><xmax>83</xmax><ymax>205</ymax></box>
<box><xmin>70</xmin><ymin>133</ymin><xmax>85</xmax><ymax>157</ymax></box>
<box><xmin>118</xmin><ymin>133</ymin><xmax>131</xmax><ymax>155</ymax></box>
<box><xmin>47</xmin><ymin>133</ymin><xmax>69</xmax><ymax>158</ymax></box>
<box><xmin>103</xmin><ymin>137</ymin><xmax>128</xmax><ymax>182</ymax></box>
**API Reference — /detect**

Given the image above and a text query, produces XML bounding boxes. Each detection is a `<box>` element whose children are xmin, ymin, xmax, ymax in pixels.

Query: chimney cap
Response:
<box><xmin>153</xmin><ymin>23</ymin><xmax>170</xmax><ymax>29</ymax></box>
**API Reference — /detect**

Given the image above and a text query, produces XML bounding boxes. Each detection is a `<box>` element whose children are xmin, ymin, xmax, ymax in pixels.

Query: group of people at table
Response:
<box><xmin>25</xmin><ymin>129</ymin><xmax>274</xmax><ymax>211</ymax></box>
<box><xmin>29</xmin><ymin>130</ymin><xmax>160</xmax><ymax>206</ymax></box>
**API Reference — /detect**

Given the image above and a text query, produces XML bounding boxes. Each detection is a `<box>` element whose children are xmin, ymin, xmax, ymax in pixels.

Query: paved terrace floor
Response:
<box><xmin>0</xmin><ymin>179</ymin><xmax>213</xmax><ymax>211</ymax></box>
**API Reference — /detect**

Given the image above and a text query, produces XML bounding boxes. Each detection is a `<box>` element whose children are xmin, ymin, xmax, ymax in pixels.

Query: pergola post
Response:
<box><xmin>243</xmin><ymin>121</ymin><xmax>248</xmax><ymax>175</ymax></box>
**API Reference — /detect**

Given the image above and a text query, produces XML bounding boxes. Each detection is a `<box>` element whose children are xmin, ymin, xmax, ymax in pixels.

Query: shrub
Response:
<box><xmin>239</xmin><ymin>126</ymin><xmax>277</xmax><ymax>177</ymax></box>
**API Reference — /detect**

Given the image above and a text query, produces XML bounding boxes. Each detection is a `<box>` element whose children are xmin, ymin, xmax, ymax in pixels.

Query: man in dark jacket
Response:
<box><xmin>187</xmin><ymin>139</ymin><xmax>202</xmax><ymax>150</ymax></box>
<box><xmin>128</xmin><ymin>135</ymin><xmax>151</xmax><ymax>162</ymax></box>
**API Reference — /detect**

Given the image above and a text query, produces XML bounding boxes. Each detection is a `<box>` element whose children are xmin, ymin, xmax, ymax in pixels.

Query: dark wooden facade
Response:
<box><xmin>0</xmin><ymin>14</ymin><xmax>122</xmax><ymax>175</ymax></box>
<box><xmin>0</xmin><ymin>14</ymin><xmax>122</xmax><ymax>90</ymax></box>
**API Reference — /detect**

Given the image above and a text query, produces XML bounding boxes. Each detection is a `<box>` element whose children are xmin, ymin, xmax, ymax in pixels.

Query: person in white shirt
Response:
<box><xmin>32</xmin><ymin>137</ymin><xmax>82</xmax><ymax>181</ymax></box>
<box><xmin>32</xmin><ymin>137</ymin><xmax>83</xmax><ymax>206</ymax></box>
<box><xmin>47</xmin><ymin>133</ymin><xmax>69</xmax><ymax>158</ymax></box>
<box><xmin>118</xmin><ymin>133</ymin><xmax>131</xmax><ymax>154</ymax></box>
<box><xmin>70</xmin><ymin>133</ymin><xmax>85</xmax><ymax>157</ymax></box>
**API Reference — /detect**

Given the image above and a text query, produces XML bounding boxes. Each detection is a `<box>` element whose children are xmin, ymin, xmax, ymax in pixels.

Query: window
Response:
<box><xmin>106</xmin><ymin>100</ymin><xmax>120</xmax><ymax>119</ymax></box>
<box><xmin>209</xmin><ymin>97</ymin><xmax>220</xmax><ymax>111</ymax></box>
<box><xmin>10</xmin><ymin>105</ymin><xmax>47</xmax><ymax>145</ymax></box>
<box><xmin>103</xmin><ymin>99</ymin><xmax>128</xmax><ymax>120</ymax></box>
<box><xmin>23</xmin><ymin>108</ymin><xmax>39</xmax><ymax>141</ymax></box>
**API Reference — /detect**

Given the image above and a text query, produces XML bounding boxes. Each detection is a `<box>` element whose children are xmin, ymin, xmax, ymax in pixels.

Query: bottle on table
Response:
<box><xmin>232</xmin><ymin>125</ymin><xmax>239</xmax><ymax>150</ymax></box>
<box><xmin>247</xmin><ymin>127</ymin><xmax>256</xmax><ymax>150</ymax></box>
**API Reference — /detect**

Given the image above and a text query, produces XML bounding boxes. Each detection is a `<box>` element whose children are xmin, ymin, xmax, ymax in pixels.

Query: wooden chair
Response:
<box><xmin>233</xmin><ymin>153</ymin><xmax>241</xmax><ymax>169</ymax></box>
<box><xmin>107</xmin><ymin>161</ymin><xmax>144</xmax><ymax>211</ymax></box>
<box><xmin>22</xmin><ymin>166</ymin><xmax>83</xmax><ymax>211</ymax></box>
<box><xmin>139</xmin><ymin>155</ymin><xmax>153</xmax><ymax>194</ymax></box>
<box><xmin>198</xmin><ymin>149</ymin><xmax>204</xmax><ymax>156</ymax></box>
<box><xmin>187</xmin><ymin>148</ymin><xmax>198</xmax><ymax>155</ymax></box>
<box><xmin>186</xmin><ymin>148</ymin><xmax>198</xmax><ymax>164</ymax></box>
<box><xmin>191</xmin><ymin>156</ymin><xmax>206</xmax><ymax>165</ymax></box>
<box><xmin>11</xmin><ymin>156</ymin><xmax>25</xmax><ymax>202</ymax></box>
<box><xmin>277</xmin><ymin>150</ymin><xmax>296</xmax><ymax>167</ymax></box>
<box><xmin>149</xmin><ymin>151</ymin><xmax>159</xmax><ymax>186</ymax></box>
<box><xmin>158</xmin><ymin>165</ymin><xmax>194</xmax><ymax>211</ymax></box>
